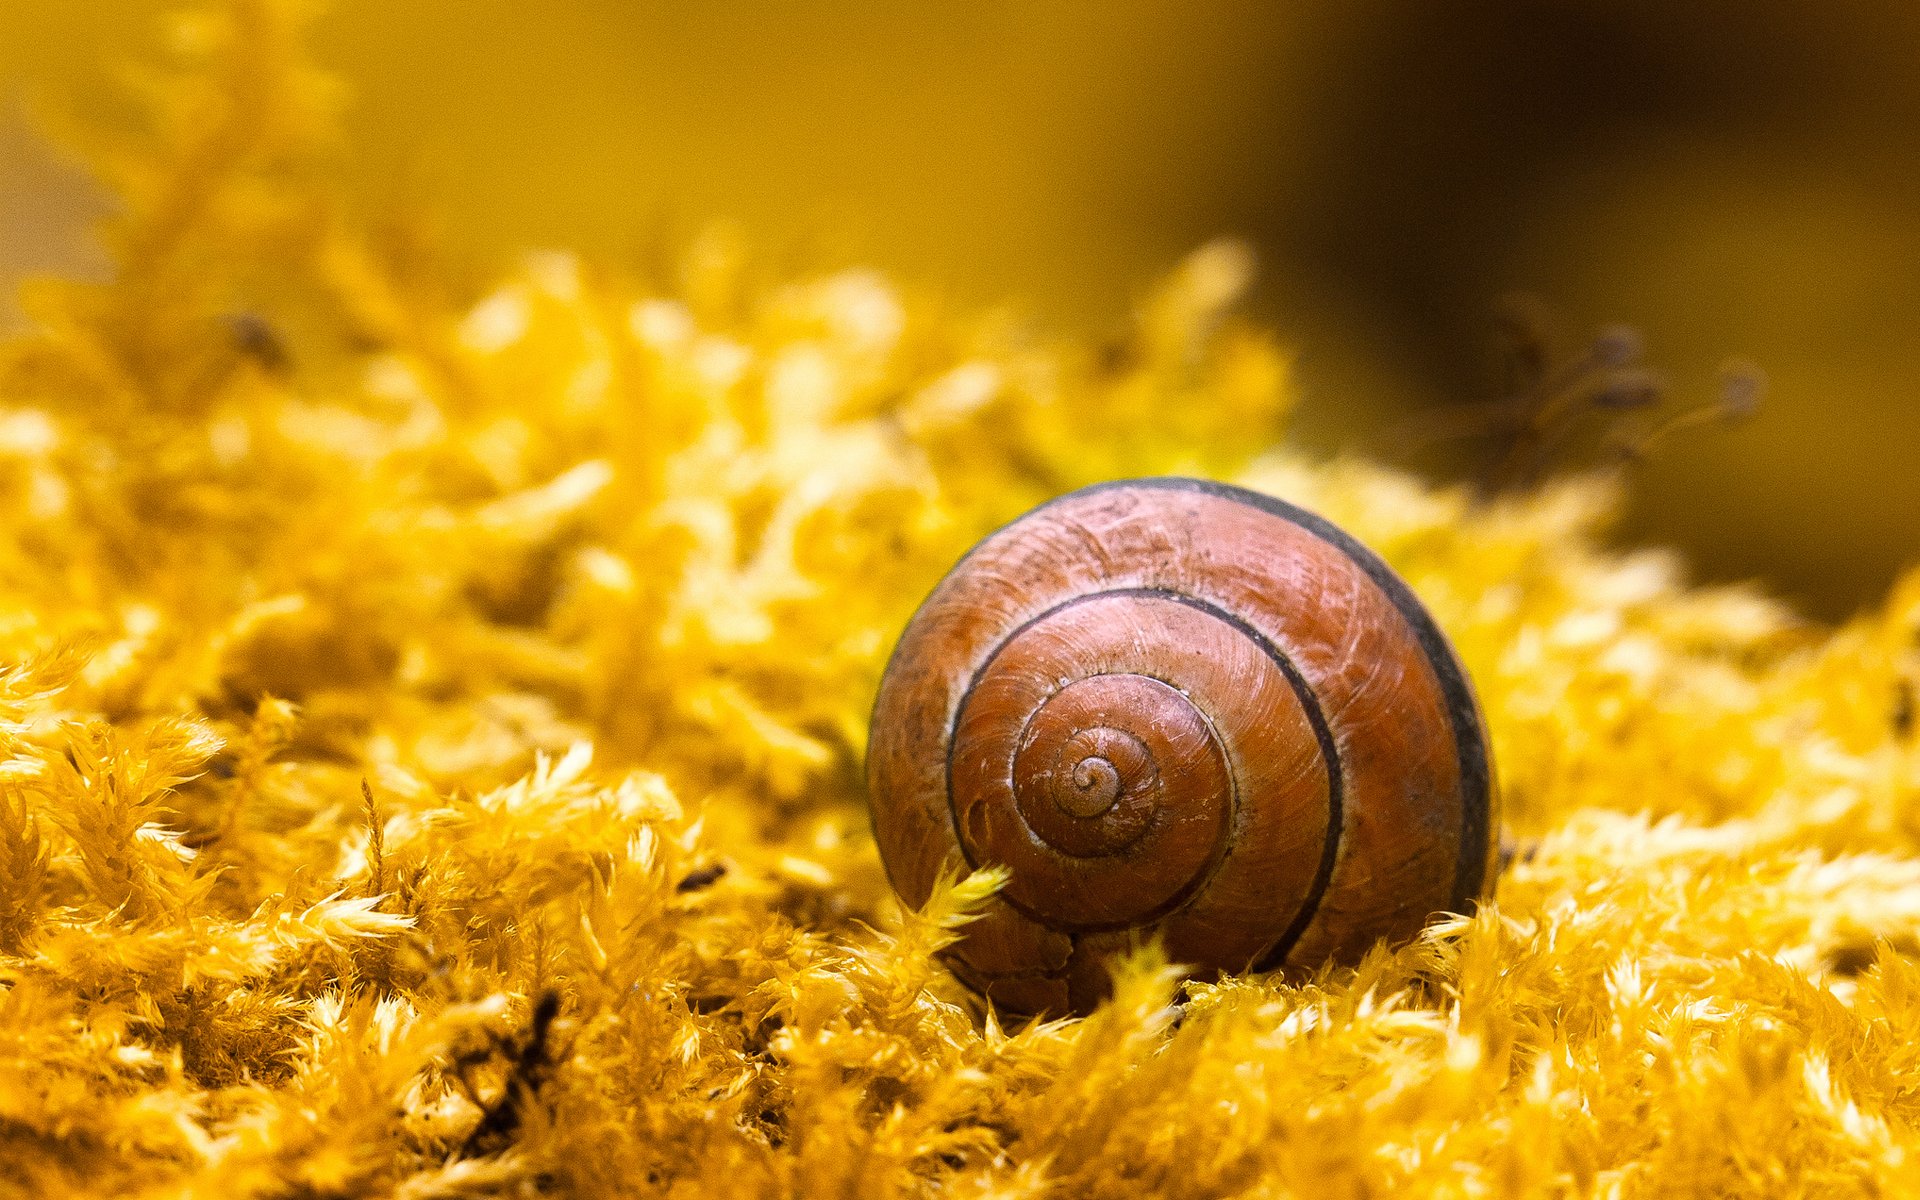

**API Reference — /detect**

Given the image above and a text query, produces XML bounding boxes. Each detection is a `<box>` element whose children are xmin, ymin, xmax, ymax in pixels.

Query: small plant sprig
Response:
<box><xmin>1384</xmin><ymin>295</ymin><xmax>1765</xmax><ymax>497</ymax></box>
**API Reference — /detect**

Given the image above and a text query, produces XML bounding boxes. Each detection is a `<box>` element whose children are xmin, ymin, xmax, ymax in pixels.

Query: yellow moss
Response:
<box><xmin>2</xmin><ymin>3</ymin><xmax>1919</xmax><ymax>1196</ymax></box>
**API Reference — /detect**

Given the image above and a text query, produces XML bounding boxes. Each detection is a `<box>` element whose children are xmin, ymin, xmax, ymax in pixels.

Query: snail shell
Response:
<box><xmin>866</xmin><ymin>477</ymin><xmax>1496</xmax><ymax>1015</ymax></box>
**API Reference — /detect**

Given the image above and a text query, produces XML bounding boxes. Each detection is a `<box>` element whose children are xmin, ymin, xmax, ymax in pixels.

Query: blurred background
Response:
<box><xmin>2</xmin><ymin>0</ymin><xmax>1916</xmax><ymax>620</ymax></box>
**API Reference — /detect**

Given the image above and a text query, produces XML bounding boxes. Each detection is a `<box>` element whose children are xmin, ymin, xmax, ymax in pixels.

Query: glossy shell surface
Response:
<box><xmin>867</xmin><ymin>477</ymin><xmax>1496</xmax><ymax>1014</ymax></box>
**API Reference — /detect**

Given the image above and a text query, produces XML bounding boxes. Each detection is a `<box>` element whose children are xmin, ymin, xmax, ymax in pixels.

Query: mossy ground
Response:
<box><xmin>3</xmin><ymin>4</ymin><xmax>1920</xmax><ymax>1197</ymax></box>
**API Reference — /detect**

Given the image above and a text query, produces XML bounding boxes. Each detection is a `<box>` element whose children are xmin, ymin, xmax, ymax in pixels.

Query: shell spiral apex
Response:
<box><xmin>866</xmin><ymin>477</ymin><xmax>1498</xmax><ymax>1016</ymax></box>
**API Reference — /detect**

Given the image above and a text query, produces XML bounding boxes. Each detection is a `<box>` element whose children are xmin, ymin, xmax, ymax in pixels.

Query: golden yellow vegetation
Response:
<box><xmin>3</xmin><ymin>4</ymin><xmax>1920</xmax><ymax>1195</ymax></box>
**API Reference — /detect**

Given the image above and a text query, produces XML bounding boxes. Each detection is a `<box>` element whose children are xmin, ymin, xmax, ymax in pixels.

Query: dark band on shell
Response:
<box><xmin>867</xmin><ymin>477</ymin><xmax>1497</xmax><ymax>1015</ymax></box>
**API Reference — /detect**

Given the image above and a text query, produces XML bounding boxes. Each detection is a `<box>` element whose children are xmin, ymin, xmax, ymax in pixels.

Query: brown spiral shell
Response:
<box><xmin>866</xmin><ymin>478</ymin><xmax>1497</xmax><ymax>1016</ymax></box>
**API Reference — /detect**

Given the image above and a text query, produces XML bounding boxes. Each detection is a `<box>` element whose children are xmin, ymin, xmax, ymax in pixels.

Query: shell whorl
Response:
<box><xmin>952</xmin><ymin>591</ymin><xmax>1307</xmax><ymax>931</ymax></box>
<box><xmin>867</xmin><ymin>478</ymin><xmax>1495</xmax><ymax>1015</ymax></box>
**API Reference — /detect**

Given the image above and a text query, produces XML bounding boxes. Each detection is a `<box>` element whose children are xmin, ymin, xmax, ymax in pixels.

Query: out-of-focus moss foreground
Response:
<box><xmin>3</xmin><ymin>0</ymin><xmax>1916</xmax><ymax>620</ymax></box>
